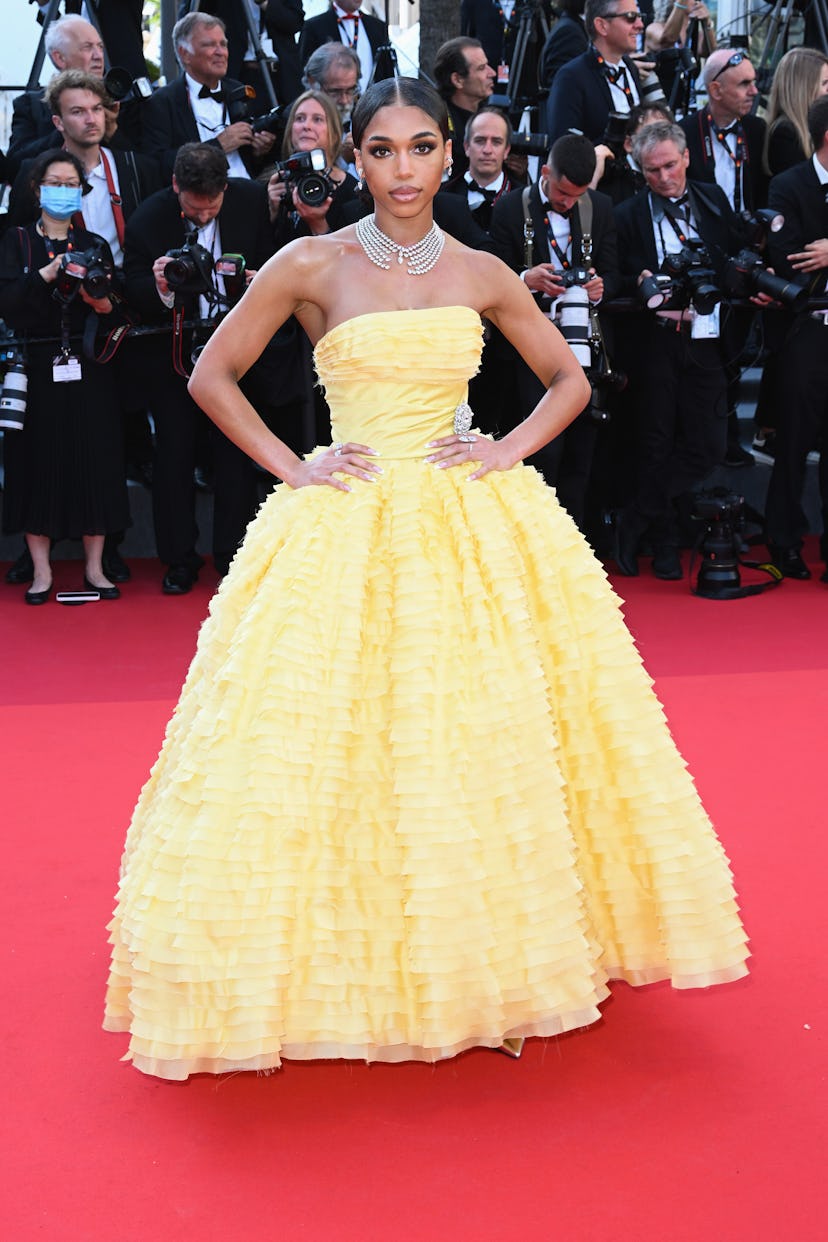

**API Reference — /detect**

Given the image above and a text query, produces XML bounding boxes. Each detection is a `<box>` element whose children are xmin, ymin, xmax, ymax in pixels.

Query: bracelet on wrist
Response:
<box><xmin>674</xmin><ymin>2</ymin><xmax>688</xmax><ymax>9</ymax></box>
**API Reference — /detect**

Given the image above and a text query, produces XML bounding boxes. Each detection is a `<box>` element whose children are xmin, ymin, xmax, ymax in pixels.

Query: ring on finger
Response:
<box><xmin>333</xmin><ymin>443</ymin><xmax>344</xmax><ymax>457</ymax></box>
<box><xmin>458</xmin><ymin>433</ymin><xmax>475</xmax><ymax>443</ymax></box>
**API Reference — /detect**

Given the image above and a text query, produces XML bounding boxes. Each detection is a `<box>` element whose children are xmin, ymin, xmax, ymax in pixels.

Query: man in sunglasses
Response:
<box><xmin>681</xmin><ymin>48</ymin><xmax>767</xmax><ymax>214</ymax></box>
<box><xmin>546</xmin><ymin>0</ymin><xmax>650</xmax><ymax>144</ymax></box>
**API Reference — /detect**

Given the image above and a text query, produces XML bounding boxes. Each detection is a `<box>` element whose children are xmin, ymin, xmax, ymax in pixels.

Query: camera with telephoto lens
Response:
<box><xmin>559</xmin><ymin>265</ymin><xmax>592</xmax><ymax>289</ymax></box>
<box><xmin>165</xmin><ymin>241</ymin><xmax>216</xmax><ymax>295</ymax></box>
<box><xmin>722</xmin><ymin>209</ymin><xmax>808</xmax><ymax>310</ymax></box>
<box><xmin>276</xmin><ymin>148</ymin><xmax>337</xmax><ymax>207</ymax></box>
<box><xmin>0</xmin><ymin>333</ymin><xmax>28</xmax><ymax>431</ymax></box>
<box><xmin>509</xmin><ymin>131</ymin><xmax>552</xmax><ymax>158</ymax></box>
<box><xmin>691</xmin><ymin>488</ymin><xmax>745</xmax><ymax>598</ymax></box>
<box><xmin>58</xmin><ymin>239</ymin><xmax>114</xmax><ymax>300</ymax></box>
<box><xmin>600</xmin><ymin>111</ymin><xmax>628</xmax><ymax>161</ymax></box>
<box><xmin>660</xmin><ymin>241</ymin><xmax>721</xmax><ymax>314</ymax></box>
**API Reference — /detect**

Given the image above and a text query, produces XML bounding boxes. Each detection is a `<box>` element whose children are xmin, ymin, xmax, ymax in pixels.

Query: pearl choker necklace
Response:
<box><xmin>355</xmin><ymin>214</ymin><xmax>445</xmax><ymax>276</ymax></box>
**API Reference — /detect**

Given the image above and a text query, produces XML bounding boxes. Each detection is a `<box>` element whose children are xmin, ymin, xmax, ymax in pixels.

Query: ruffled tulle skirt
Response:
<box><xmin>104</xmin><ymin>458</ymin><xmax>748</xmax><ymax>1079</ymax></box>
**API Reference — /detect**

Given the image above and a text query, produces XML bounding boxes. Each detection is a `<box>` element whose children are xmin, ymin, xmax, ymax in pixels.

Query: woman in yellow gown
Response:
<box><xmin>104</xmin><ymin>78</ymin><xmax>748</xmax><ymax>1080</ymax></box>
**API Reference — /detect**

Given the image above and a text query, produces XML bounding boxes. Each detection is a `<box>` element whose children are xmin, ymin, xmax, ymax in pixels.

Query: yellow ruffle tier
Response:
<box><xmin>104</xmin><ymin>307</ymin><xmax>748</xmax><ymax>1079</ymax></box>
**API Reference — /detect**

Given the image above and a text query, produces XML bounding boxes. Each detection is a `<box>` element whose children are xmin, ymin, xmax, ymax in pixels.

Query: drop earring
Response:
<box><xmin>445</xmin><ymin>159</ymin><xmax>453</xmax><ymax>178</ymax></box>
<box><xmin>356</xmin><ymin>171</ymin><xmax>364</xmax><ymax>191</ymax></box>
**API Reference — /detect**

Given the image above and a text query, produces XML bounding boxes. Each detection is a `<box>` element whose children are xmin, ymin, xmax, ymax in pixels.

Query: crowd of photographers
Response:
<box><xmin>1</xmin><ymin>2</ymin><xmax>828</xmax><ymax>601</ymax></box>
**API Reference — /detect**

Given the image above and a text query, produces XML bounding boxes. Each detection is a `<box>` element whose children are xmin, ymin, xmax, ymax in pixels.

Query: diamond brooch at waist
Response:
<box><xmin>453</xmin><ymin>402</ymin><xmax>474</xmax><ymax>435</ymax></box>
<box><xmin>355</xmin><ymin>214</ymin><xmax>446</xmax><ymax>276</ymax></box>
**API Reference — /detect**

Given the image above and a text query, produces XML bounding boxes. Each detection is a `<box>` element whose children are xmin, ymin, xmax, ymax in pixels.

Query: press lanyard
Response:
<box><xmin>544</xmin><ymin>212</ymin><xmax>572</xmax><ymax>269</ymax></box>
<box><xmin>337</xmin><ymin>13</ymin><xmax>360</xmax><ymax>49</ymax></box>
<box><xmin>594</xmin><ymin>49</ymin><xmax>635</xmax><ymax>110</ymax></box>
<box><xmin>707</xmin><ymin>114</ymin><xmax>746</xmax><ymax>213</ymax></box>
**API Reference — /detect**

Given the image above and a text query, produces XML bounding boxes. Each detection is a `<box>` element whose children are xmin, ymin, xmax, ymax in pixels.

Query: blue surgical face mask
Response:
<box><xmin>40</xmin><ymin>185</ymin><xmax>83</xmax><ymax>220</ymax></box>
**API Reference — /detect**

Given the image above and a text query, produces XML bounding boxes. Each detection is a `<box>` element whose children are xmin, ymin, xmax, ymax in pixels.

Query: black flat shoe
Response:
<box><xmin>7</xmin><ymin>551</ymin><xmax>34</xmax><ymax>585</ymax></box>
<box><xmin>102</xmin><ymin>552</ymin><xmax>131</xmax><ymax>583</ymax></box>
<box><xmin>770</xmin><ymin>548</ymin><xmax>811</xmax><ymax>580</ymax></box>
<box><xmin>24</xmin><ymin>584</ymin><xmax>52</xmax><ymax>605</ymax></box>
<box><xmin>162</xmin><ymin>564</ymin><xmax>197</xmax><ymax>595</ymax></box>
<box><xmin>84</xmin><ymin>576</ymin><xmax>121</xmax><ymax>600</ymax></box>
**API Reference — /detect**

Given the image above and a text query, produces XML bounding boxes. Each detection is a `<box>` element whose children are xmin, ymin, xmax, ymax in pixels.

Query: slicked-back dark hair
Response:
<box><xmin>352</xmin><ymin>77</ymin><xmax>450</xmax><ymax>147</ymax></box>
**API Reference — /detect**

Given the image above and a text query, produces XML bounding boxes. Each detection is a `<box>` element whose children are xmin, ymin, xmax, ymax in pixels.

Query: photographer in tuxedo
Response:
<box><xmin>764</xmin><ymin>96</ymin><xmax>828</xmax><ymax>582</ymax></box>
<box><xmin>124</xmin><ymin>143</ymin><xmax>305</xmax><ymax>591</ymax></box>
<box><xmin>545</xmin><ymin>0</ymin><xmax>648</xmax><ymax>144</ymax></box>
<box><xmin>298</xmin><ymin>2</ymin><xmax>389</xmax><ymax>93</ymax></box>
<box><xmin>141</xmin><ymin>11</ymin><xmax>277</xmax><ymax>181</ymax></box>
<box><xmin>612</xmin><ymin>120</ymin><xmax>754</xmax><ymax>579</ymax></box>
<box><xmin>490</xmin><ymin>132</ymin><xmax>620</xmax><ymax>529</ymax></box>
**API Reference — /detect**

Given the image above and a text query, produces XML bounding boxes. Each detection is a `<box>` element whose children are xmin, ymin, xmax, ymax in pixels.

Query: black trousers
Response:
<box><xmin>625</xmin><ymin>319</ymin><xmax>728</xmax><ymax>533</ymax></box>
<box><xmin>517</xmin><ymin>359</ymin><xmax>597</xmax><ymax>532</ymax></box>
<box><xmin>764</xmin><ymin>317</ymin><xmax>828</xmax><ymax>557</ymax></box>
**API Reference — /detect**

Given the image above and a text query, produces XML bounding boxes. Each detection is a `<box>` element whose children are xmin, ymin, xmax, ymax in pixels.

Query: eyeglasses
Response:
<box><xmin>324</xmin><ymin>86</ymin><xmax>358</xmax><ymax>100</ymax></box>
<box><xmin>603</xmin><ymin>10</ymin><xmax>643</xmax><ymax>23</ymax></box>
<box><xmin>711</xmin><ymin>51</ymin><xmax>748</xmax><ymax>81</ymax></box>
<box><xmin>41</xmin><ymin>179</ymin><xmax>82</xmax><ymax>188</ymax></box>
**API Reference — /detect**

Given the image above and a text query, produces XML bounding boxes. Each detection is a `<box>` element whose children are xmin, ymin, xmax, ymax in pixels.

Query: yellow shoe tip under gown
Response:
<box><xmin>103</xmin><ymin>307</ymin><xmax>748</xmax><ymax>1080</ymax></box>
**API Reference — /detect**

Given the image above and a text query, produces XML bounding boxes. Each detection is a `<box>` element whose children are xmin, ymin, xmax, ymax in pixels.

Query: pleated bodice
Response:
<box><xmin>313</xmin><ymin>306</ymin><xmax>484</xmax><ymax>458</ymax></box>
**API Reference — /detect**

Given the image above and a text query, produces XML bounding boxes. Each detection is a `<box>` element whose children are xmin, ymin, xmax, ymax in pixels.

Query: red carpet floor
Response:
<box><xmin>1</xmin><ymin>553</ymin><xmax>825</xmax><ymax>1241</ymax></box>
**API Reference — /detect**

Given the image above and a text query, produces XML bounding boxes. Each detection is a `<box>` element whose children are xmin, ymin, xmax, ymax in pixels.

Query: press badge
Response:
<box><xmin>53</xmin><ymin>353</ymin><xmax>82</xmax><ymax>383</ymax></box>
<box><xmin>691</xmin><ymin>305</ymin><xmax>720</xmax><ymax>339</ymax></box>
<box><xmin>497</xmin><ymin>62</ymin><xmax>509</xmax><ymax>85</ymax></box>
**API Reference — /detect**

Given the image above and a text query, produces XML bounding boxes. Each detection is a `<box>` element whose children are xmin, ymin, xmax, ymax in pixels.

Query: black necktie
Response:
<box><xmin>198</xmin><ymin>84</ymin><xmax>223</xmax><ymax>101</ymax></box>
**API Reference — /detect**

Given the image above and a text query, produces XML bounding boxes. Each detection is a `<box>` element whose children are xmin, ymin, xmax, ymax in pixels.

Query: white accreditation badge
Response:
<box><xmin>52</xmin><ymin>353</ymin><xmax>82</xmax><ymax>383</ymax></box>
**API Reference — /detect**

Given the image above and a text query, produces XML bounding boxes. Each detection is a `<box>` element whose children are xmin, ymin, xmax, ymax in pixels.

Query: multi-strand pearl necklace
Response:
<box><xmin>355</xmin><ymin>214</ymin><xmax>445</xmax><ymax>276</ymax></box>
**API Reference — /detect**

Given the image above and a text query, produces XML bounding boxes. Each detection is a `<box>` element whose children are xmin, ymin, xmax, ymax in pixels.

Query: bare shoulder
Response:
<box><xmin>439</xmin><ymin>235</ymin><xmax>523</xmax><ymax>310</ymax></box>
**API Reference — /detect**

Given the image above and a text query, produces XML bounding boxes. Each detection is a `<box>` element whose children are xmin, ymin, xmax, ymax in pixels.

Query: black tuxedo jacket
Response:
<box><xmin>124</xmin><ymin>179</ymin><xmax>274</xmax><ymax>321</ymax></box>
<box><xmin>460</xmin><ymin>0</ymin><xmax>518</xmax><ymax>71</ymax></box>
<box><xmin>123</xmin><ymin>178</ymin><xmax>305</xmax><ymax>405</ymax></box>
<box><xmin>540</xmin><ymin>15</ymin><xmax>589</xmax><ymax>89</ymax></box>
<box><xmin>298</xmin><ymin>7</ymin><xmax>389</xmax><ymax>71</ymax></box>
<box><xmin>7</xmin><ymin>147</ymin><xmax>163</xmax><ymax>233</ymax></box>
<box><xmin>489</xmin><ymin>181</ymin><xmax>621</xmax><ymax>301</ymax></box>
<box><xmin>141</xmin><ymin>76</ymin><xmax>256</xmax><ymax>181</ymax></box>
<box><xmin>768</xmin><ymin>158</ymin><xmax>828</xmax><ymax>290</ymax></box>
<box><xmin>545</xmin><ymin>49</ymin><xmax>642</xmax><ymax>145</ymax></box>
<box><xmin>680</xmin><ymin>110</ymin><xmax>768</xmax><ymax>212</ymax></box>
<box><xmin>613</xmin><ymin>178</ymin><xmax>745</xmax><ymax>295</ymax></box>
<box><xmin>180</xmin><ymin>0</ymin><xmax>304</xmax><ymax>104</ymax></box>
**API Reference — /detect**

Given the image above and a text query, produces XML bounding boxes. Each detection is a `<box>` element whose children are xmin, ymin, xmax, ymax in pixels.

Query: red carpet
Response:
<box><xmin>2</xmin><ymin>555</ymin><xmax>825</xmax><ymax>1241</ymax></box>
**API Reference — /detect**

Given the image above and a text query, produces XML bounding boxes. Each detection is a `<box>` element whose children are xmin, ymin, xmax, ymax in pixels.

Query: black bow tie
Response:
<box><xmin>198</xmin><ymin>84</ymin><xmax>223</xmax><ymax>101</ymax></box>
<box><xmin>468</xmin><ymin>179</ymin><xmax>498</xmax><ymax>202</ymax></box>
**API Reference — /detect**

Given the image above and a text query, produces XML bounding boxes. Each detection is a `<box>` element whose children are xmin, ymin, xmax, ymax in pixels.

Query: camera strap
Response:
<box><xmin>81</xmin><ymin>311</ymin><xmax>132</xmax><ymax>365</ymax></box>
<box><xmin>689</xmin><ymin>541</ymin><xmax>784</xmax><ymax>599</ymax></box>
<box><xmin>171</xmin><ymin>305</ymin><xmax>192</xmax><ymax>379</ymax></box>
<box><xmin>521</xmin><ymin>186</ymin><xmax>534</xmax><ymax>269</ymax></box>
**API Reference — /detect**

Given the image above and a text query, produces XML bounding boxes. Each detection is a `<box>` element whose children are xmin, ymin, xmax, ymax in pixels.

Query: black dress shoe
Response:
<box><xmin>614</xmin><ymin>509</ymin><xmax>644</xmax><ymax>577</ymax></box>
<box><xmin>102</xmin><ymin>551</ymin><xmax>131</xmax><ymax>583</ymax></box>
<box><xmin>723</xmin><ymin>444</ymin><xmax>755</xmax><ymax>468</ymax></box>
<box><xmin>6</xmin><ymin>550</ymin><xmax>34</xmax><ymax>585</ymax></box>
<box><xmin>24</xmin><ymin>584</ymin><xmax>52</xmax><ymax>605</ymax></box>
<box><xmin>162</xmin><ymin>564</ymin><xmax>197</xmax><ymax>595</ymax></box>
<box><xmin>652</xmin><ymin>546</ymin><xmax>683</xmax><ymax>580</ymax></box>
<box><xmin>84</xmin><ymin>576</ymin><xmax>121</xmax><ymax>600</ymax></box>
<box><xmin>771</xmin><ymin>547</ymin><xmax>811</xmax><ymax>580</ymax></box>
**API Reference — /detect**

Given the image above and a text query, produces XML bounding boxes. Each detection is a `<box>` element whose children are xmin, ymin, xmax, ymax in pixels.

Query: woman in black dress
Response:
<box><xmin>267</xmin><ymin>89</ymin><xmax>359</xmax><ymax>242</ymax></box>
<box><xmin>0</xmin><ymin>150</ymin><xmax>129</xmax><ymax>603</ymax></box>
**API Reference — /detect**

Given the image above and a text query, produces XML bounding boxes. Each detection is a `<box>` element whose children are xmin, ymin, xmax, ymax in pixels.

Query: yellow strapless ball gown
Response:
<box><xmin>104</xmin><ymin>307</ymin><xmax>748</xmax><ymax>1080</ymax></box>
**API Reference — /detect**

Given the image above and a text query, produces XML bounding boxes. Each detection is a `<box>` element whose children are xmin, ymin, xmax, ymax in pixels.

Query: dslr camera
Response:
<box><xmin>165</xmin><ymin>241</ymin><xmax>216</xmax><ymax>295</ymax></box>
<box><xmin>275</xmin><ymin>148</ymin><xmax>337</xmax><ymax>207</ymax></box>
<box><xmin>57</xmin><ymin>239</ymin><xmax>114</xmax><ymax>300</ymax></box>
<box><xmin>225</xmin><ymin>83</ymin><xmax>285</xmax><ymax>137</ymax></box>
<box><xmin>722</xmin><ymin>209</ymin><xmax>808</xmax><ymax>310</ymax></box>
<box><xmin>660</xmin><ymin>240</ymin><xmax>721</xmax><ymax>314</ymax></box>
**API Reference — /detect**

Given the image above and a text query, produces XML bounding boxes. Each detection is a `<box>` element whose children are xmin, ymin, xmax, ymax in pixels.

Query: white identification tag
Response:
<box><xmin>52</xmin><ymin>354</ymin><xmax>82</xmax><ymax>383</ymax></box>
<box><xmin>691</xmin><ymin>305</ymin><xmax>720</xmax><ymax>339</ymax></box>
